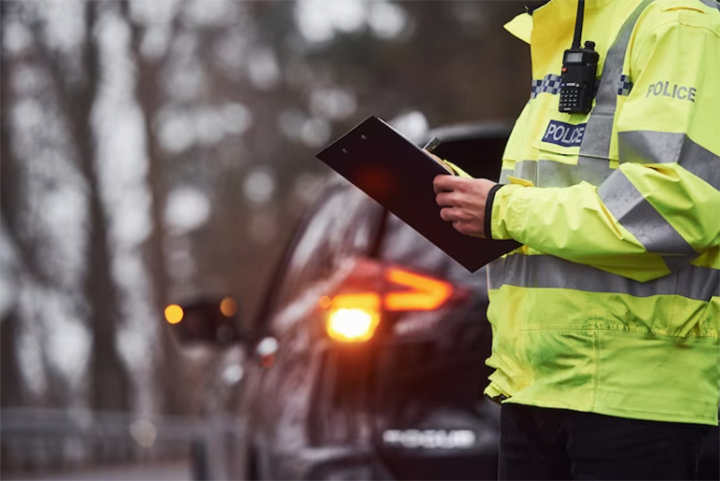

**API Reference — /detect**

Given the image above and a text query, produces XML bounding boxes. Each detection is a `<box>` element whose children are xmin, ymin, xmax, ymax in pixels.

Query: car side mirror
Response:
<box><xmin>164</xmin><ymin>296</ymin><xmax>249</xmax><ymax>346</ymax></box>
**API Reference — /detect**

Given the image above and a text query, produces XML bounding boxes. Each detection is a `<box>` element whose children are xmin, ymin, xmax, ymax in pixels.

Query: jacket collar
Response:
<box><xmin>504</xmin><ymin>0</ymin><xmax>617</xmax><ymax>44</ymax></box>
<box><xmin>504</xmin><ymin>11</ymin><xmax>533</xmax><ymax>44</ymax></box>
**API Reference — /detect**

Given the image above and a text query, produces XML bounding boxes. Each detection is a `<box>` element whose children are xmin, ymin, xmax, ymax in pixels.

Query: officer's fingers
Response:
<box><xmin>435</xmin><ymin>192</ymin><xmax>458</xmax><ymax>207</ymax></box>
<box><xmin>440</xmin><ymin>207</ymin><xmax>460</xmax><ymax>222</ymax></box>
<box><xmin>448</xmin><ymin>176</ymin><xmax>490</xmax><ymax>193</ymax></box>
<box><xmin>433</xmin><ymin>175</ymin><xmax>458</xmax><ymax>195</ymax></box>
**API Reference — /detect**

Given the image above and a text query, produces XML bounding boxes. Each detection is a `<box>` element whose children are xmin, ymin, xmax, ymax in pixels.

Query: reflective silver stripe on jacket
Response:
<box><xmin>499</xmin><ymin>168</ymin><xmax>511</xmax><ymax>184</ymax></box>
<box><xmin>579</xmin><ymin>0</ymin><xmax>654</xmax><ymax>160</ymax></box>
<box><xmin>598</xmin><ymin>169</ymin><xmax>698</xmax><ymax>257</ymax></box>
<box><xmin>499</xmin><ymin>158</ymin><xmax>614</xmax><ymax>187</ymax></box>
<box><xmin>597</xmin><ymin>130</ymin><xmax>718</xmax><ymax>263</ymax></box>
<box><xmin>618</xmin><ymin>131</ymin><xmax>720</xmax><ymax>191</ymax></box>
<box><xmin>488</xmin><ymin>254</ymin><xmax>719</xmax><ymax>301</ymax></box>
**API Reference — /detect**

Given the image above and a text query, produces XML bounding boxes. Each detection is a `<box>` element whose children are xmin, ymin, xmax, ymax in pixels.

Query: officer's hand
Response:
<box><xmin>433</xmin><ymin>175</ymin><xmax>496</xmax><ymax>238</ymax></box>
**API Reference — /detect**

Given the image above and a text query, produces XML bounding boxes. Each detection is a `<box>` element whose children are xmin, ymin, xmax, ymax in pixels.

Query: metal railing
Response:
<box><xmin>0</xmin><ymin>408</ymin><xmax>247</xmax><ymax>480</ymax></box>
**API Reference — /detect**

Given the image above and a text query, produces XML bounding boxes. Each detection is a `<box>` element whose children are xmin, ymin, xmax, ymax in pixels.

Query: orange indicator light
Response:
<box><xmin>164</xmin><ymin>304</ymin><xmax>184</xmax><ymax>324</ymax></box>
<box><xmin>220</xmin><ymin>297</ymin><xmax>238</xmax><ymax>317</ymax></box>
<box><xmin>323</xmin><ymin>265</ymin><xmax>453</xmax><ymax>342</ymax></box>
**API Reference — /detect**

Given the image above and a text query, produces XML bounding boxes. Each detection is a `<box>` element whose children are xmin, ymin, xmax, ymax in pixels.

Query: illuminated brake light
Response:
<box><xmin>326</xmin><ymin>293</ymin><xmax>380</xmax><ymax>343</ymax></box>
<box><xmin>327</xmin><ymin>308</ymin><xmax>380</xmax><ymax>342</ymax></box>
<box><xmin>385</xmin><ymin>269</ymin><xmax>453</xmax><ymax>311</ymax></box>
<box><xmin>322</xmin><ymin>264</ymin><xmax>455</xmax><ymax>342</ymax></box>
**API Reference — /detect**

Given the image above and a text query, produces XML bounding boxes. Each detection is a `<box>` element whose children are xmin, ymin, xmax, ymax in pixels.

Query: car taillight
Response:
<box><xmin>326</xmin><ymin>293</ymin><xmax>381</xmax><ymax>343</ymax></box>
<box><xmin>385</xmin><ymin>269</ymin><xmax>453</xmax><ymax>311</ymax></box>
<box><xmin>320</xmin><ymin>260</ymin><xmax>459</xmax><ymax>343</ymax></box>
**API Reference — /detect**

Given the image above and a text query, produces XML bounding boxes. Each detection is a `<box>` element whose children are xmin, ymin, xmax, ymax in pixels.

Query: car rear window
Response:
<box><xmin>273</xmin><ymin>185</ymin><xmax>381</xmax><ymax>309</ymax></box>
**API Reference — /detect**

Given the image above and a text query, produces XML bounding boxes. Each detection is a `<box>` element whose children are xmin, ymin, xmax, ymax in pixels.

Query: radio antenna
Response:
<box><xmin>572</xmin><ymin>0</ymin><xmax>585</xmax><ymax>50</ymax></box>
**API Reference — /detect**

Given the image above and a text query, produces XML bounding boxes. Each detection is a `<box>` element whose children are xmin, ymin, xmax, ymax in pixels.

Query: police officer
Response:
<box><xmin>434</xmin><ymin>0</ymin><xmax>720</xmax><ymax>479</ymax></box>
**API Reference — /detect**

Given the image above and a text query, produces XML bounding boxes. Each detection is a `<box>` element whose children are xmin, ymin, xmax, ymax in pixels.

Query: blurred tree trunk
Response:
<box><xmin>121</xmin><ymin>3</ymin><xmax>188</xmax><ymax>415</ymax></box>
<box><xmin>79</xmin><ymin>3</ymin><xmax>131</xmax><ymax>414</ymax></box>
<box><xmin>38</xmin><ymin>3</ymin><xmax>131</xmax><ymax>413</ymax></box>
<box><xmin>0</xmin><ymin>313</ymin><xmax>23</xmax><ymax>408</ymax></box>
<box><xmin>0</xmin><ymin>0</ymin><xmax>22</xmax><ymax>407</ymax></box>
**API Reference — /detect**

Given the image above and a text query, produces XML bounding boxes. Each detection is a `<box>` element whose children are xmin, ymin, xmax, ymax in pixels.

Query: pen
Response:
<box><xmin>423</xmin><ymin>137</ymin><xmax>441</xmax><ymax>153</ymax></box>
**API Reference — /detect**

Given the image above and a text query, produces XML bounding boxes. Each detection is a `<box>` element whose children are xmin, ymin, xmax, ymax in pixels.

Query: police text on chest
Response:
<box><xmin>542</xmin><ymin>120</ymin><xmax>587</xmax><ymax>148</ymax></box>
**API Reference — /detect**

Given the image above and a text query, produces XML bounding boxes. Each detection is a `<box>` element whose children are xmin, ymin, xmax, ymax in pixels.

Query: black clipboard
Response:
<box><xmin>316</xmin><ymin>116</ymin><xmax>520</xmax><ymax>272</ymax></box>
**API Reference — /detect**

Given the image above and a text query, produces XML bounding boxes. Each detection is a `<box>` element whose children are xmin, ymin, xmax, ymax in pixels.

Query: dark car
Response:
<box><xmin>170</xmin><ymin>124</ymin><xmax>720</xmax><ymax>481</ymax></box>
<box><xmin>173</xmin><ymin>123</ymin><xmax>508</xmax><ymax>480</ymax></box>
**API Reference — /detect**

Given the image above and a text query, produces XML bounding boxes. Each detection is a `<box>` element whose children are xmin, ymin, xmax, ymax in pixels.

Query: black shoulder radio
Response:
<box><xmin>559</xmin><ymin>0</ymin><xmax>598</xmax><ymax>114</ymax></box>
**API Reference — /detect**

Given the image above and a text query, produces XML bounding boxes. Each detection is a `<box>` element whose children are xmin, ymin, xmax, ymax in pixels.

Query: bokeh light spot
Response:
<box><xmin>318</xmin><ymin>296</ymin><xmax>332</xmax><ymax>309</ymax></box>
<box><xmin>164</xmin><ymin>304</ymin><xmax>184</xmax><ymax>324</ymax></box>
<box><xmin>220</xmin><ymin>297</ymin><xmax>238</xmax><ymax>317</ymax></box>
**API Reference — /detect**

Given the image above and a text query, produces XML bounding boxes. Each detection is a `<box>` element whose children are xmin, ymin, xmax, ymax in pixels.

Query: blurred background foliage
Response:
<box><xmin>0</xmin><ymin>0</ymin><xmax>530</xmax><ymax>421</ymax></box>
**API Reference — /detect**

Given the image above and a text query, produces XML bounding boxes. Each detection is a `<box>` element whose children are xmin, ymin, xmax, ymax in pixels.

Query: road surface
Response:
<box><xmin>4</xmin><ymin>461</ymin><xmax>192</xmax><ymax>481</ymax></box>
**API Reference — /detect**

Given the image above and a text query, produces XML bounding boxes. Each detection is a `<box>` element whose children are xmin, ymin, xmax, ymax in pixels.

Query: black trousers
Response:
<box><xmin>499</xmin><ymin>403</ymin><xmax>712</xmax><ymax>480</ymax></box>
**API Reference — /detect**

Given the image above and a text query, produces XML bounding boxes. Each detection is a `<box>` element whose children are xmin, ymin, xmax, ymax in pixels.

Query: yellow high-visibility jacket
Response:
<box><xmin>486</xmin><ymin>0</ymin><xmax>720</xmax><ymax>425</ymax></box>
